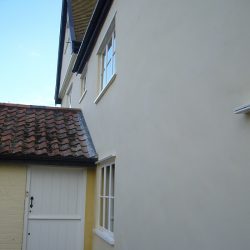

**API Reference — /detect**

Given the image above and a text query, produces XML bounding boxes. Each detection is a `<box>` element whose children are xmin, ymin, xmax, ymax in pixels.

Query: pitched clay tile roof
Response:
<box><xmin>0</xmin><ymin>103</ymin><xmax>97</xmax><ymax>165</ymax></box>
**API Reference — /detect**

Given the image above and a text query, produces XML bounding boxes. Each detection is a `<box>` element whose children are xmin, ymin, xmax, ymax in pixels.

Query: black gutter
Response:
<box><xmin>54</xmin><ymin>0</ymin><xmax>67</xmax><ymax>104</ymax></box>
<box><xmin>72</xmin><ymin>0</ymin><xmax>114</xmax><ymax>73</ymax></box>
<box><xmin>54</xmin><ymin>0</ymin><xmax>82</xmax><ymax>104</ymax></box>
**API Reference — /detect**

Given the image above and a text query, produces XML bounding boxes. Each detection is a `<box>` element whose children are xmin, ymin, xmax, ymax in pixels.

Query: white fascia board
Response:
<box><xmin>234</xmin><ymin>104</ymin><xmax>250</xmax><ymax>114</ymax></box>
<box><xmin>59</xmin><ymin>53</ymin><xmax>77</xmax><ymax>99</ymax></box>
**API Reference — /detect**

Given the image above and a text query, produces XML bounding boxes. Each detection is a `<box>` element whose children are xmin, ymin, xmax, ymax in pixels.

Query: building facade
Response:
<box><xmin>55</xmin><ymin>1</ymin><xmax>250</xmax><ymax>250</ymax></box>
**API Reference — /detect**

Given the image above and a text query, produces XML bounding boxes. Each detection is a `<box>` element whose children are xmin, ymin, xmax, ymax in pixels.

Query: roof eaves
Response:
<box><xmin>54</xmin><ymin>0</ymin><xmax>82</xmax><ymax>105</ymax></box>
<box><xmin>72</xmin><ymin>0</ymin><xmax>114</xmax><ymax>73</ymax></box>
<box><xmin>0</xmin><ymin>155</ymin><xmax>97</xmax><ymax>167</ymax></box>
<box><xmin>67</xmin><ymin>0</ymin><xmax>77</xmax><ymax>42</ymax></box>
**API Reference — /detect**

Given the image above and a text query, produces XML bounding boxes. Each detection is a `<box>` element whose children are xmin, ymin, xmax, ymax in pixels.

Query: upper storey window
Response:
<box><xmin>101</xmin><ymin>30</ymin><xmax>116</xmax><ymax>90</ymax></box>
<box><xmin>79</xmin><ymin>64</ymin><xmax>88</xmax><ymax>103</ymax></box>
<box><xmin>66</xmin><ymin>84</ymin><xmax>72</xmax><ymax>108</ymax></box>
<box><xmin>95</xmin><ymin>16</ymin><xmax>116</xmax><ymax>104</ymax></box>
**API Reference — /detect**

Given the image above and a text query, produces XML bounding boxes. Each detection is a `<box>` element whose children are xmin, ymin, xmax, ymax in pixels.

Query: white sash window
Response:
<box><xmin>94</xmin><ymin>156</ymin><xmax>115</xmax><ymax>245</ymax></box>
<box><xmin>101</xmin><ymin>30</ymin><xmax>116</xmax><ymax>90</ymax></box>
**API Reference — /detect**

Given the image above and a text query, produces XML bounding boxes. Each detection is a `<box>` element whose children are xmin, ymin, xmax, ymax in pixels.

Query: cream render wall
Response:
<box><xmin>61</xmin><ymin>73</ymin><xmax>82</xmax><ymax>108</ymax></box>
<box><xmin>61</xmin><ymin>1</ymin><xmax>250</xmax><ymax>250</ymax></box>
<box><xmin>0</xmin><ymin>164</ymin><xmax>27</xmax><ymax>250</ymax></box>
<box><xmin>92</xmin><ymin>234</ymin><xmax>115</xmax><ymax>250</ymax></box>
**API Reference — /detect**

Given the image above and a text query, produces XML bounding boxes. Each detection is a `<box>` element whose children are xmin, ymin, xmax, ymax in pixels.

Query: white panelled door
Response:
<box><xmin>25</xmin><ymin>166</ymin><xmax>85</xmax><ymax>250</ymax></box>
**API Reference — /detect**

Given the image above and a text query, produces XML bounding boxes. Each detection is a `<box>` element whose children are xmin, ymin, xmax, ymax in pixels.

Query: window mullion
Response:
<box><xmin>105</xmin><ymin>45</ymin><xmax>108</xmax><ymax>86</ymax></box>
<box><xmin>108</xmin><ymin>166</ymin><xmax>112</xmax><ymax>231</ymax></box>
<box><xmin>111</xmin><ymin>32</ymin><xmax>114</xmax><ymax>74</ymax></box>
<box><xmin>103</xmin><ymin>167</ymin><xmax>106</xmax><ymax>228</ymax></box>
<box><xmin>112</xmin><ymin>32</ymin><xmax>114</xmax><ymax>54</ymax></box>
<box><xmin>101</xmin><ymin>55</ymin><xmax>104</xmax><ymax>90</ymax></box>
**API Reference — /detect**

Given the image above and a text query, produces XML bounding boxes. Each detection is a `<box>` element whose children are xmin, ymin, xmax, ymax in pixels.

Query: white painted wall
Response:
<box><xmin>60</xmin><ymin>1</ymin><xmax>250</xmax><ymax>249</ymax></box>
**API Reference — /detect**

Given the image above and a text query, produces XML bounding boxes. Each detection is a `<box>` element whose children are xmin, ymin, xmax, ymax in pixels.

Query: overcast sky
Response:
<box><xmin>0</xmin><ymin>0</ymin><xmax>61</xmax><ymax>106</ymax></box>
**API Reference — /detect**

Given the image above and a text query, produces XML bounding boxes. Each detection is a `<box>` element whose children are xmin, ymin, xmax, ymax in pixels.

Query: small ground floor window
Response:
<box><xmin>99</xmin><ymin>162</ymin><xmax>115</xmax><ymax>233</ymax></box>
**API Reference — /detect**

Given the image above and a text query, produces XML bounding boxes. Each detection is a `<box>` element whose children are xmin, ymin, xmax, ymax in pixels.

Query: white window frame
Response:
<box><xmin>95</xmin><ymin>17</ymin><xmax>116</xmax><ymax>104</ymax></box>
<box><xmin>101</xmin><ymin>30</ymin><xmax>116</xmax><ymax>90</ymax></box>
<box><xmin>94</xmin><ymin>155</ymin><xmax>115</xmax><ymax>245</ymax></box>
<box><xmin>66</xmin><ymin>84</ymin><xmax>72</xmax><ymax>108</ymax></box>
<box><xmin>79</xmin><ymin>65</ymin><xmax>88</xmax><ymax>103</ymax></box>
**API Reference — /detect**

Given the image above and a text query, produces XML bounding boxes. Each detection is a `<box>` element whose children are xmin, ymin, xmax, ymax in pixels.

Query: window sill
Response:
<box><xmin>93</xmin><ymin>228</ymin><xmax>115</xmax><ymax>246</ymax></box>
<box><xmin>79</xmin><ymin>89</ymin><xmax>87</xmax><ymax>103</ymax></box>
<box><xmin>94</xmin><ymin>74</ymin><xmax>116</xmax><ymax>104</ymax></box>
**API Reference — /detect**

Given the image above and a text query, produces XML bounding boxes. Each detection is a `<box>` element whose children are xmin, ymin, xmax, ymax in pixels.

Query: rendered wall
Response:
<box><xmin>0</xmin><ymin>164</ymin><xmax>26</xmax><ymax>250</ymax></box>
<box><xmin>92</xmin><ymin>234</ymin><xmax>114</xmax><ymax>250</ymax></box>
<box><xmin>61</xmin><ymin>1</ymin><xmax>250</xmax><ymax>250</ymax></box>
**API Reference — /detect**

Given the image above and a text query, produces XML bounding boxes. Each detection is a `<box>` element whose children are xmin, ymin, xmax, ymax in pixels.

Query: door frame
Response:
<box><xmin>22</xmin><ymin>165</ymin><xmax>87</xmax><ymax>250</ymax></box>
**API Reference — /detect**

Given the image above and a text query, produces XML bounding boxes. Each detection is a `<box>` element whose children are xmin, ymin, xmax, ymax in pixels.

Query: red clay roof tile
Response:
<box><xmin>0</xmin><ymin>103</ymin><xmax>97</xmax><ymax>165</ymax></box>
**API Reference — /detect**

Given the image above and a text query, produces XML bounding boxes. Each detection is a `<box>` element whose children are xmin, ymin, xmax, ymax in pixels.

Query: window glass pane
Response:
<box><xmin>103</xmin><ymin>50</ymin><xmax>106</xmax><ymax>66</ymax></box>
<box><xmin>105</xmin><ymin>198</ymin><xmax>109</xmax><ymax>230</ymax></box>
<box><xmin>112</xmin><ymin>53</ymin><xmax>116</xmax><ymax>75</ymax></box>
<box><xmin>99</xmin><ymin>198</ymin><xmax>103</xmax><ymax>226</ymax></box>
<box><xmin>101</xmin><ymin>168</ymin><xmax>104</xmax><ymax>196</ymax></box>
<box><xmin>111</xmin><ymin>164</ymin><xmax>115</xmax><ymax>196</ymax></box>
<box><xmin>107</xmin><ymin>39</ymin><xmax>113</xmax><ymax>62</ymax></box>
<box><xmin>113</xmin><ymin>31</ymin><xmax>116</xmax><ymax>52</ymax></box>
<box><xmin>105</xmin><ymin>166</ymin><xmax>110</xmax><ymax>196</ymax></box>
<box><xmin>107</xmin><ymin>61</ymin><xmax>113</xmax><ymax>83</ymax></box>
<box><xmin>110</xmin><ymin>198</ymin><xmax>114</xmax><ymax>232</ymax></box>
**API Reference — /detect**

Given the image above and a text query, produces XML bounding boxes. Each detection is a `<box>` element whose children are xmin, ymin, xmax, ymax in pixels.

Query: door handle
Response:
<box><xmin>30</xmin><ymin>196</ymin><xmax>34</xmax><ymax>208</ymax></box>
